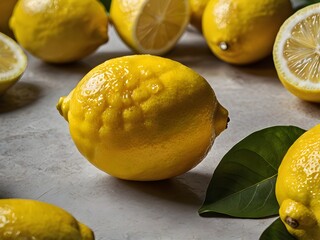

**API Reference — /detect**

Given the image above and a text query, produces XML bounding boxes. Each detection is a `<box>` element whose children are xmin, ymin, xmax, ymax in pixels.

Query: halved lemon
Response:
<box><xmin>110</xmin><ymin>0</ymin><xmax>190</xmax><ymax>55</ymax></box>
<box><xmin>273</xmin><ymin>3</ymin><xmax>320</xmax><ymax>102</ymax></box>
<box><xmin>0</xmin><ymin>32</ymin><xmax>27</xmax><ymax>95</ymax></box>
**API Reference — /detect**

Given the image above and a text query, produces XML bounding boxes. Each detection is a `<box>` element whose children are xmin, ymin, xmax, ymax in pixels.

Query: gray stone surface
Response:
<box><xmin>1</xmin><ymin>27</ymin><xmax>319</xmax><ymax>240</ymax></box>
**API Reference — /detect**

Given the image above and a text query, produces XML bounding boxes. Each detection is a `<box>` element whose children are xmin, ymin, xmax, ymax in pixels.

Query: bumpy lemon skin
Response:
<box><xmin>276</xmin><ymin>124</ymin><xmax>320</xmax><ymax>240</ymax></box>
<box><xmin>0</xmin><ymin>199</ymin><xmax>94</xmax><ymax>240</ymax></box>
<box><xmin>10</xmin><ymin>0</ymin><xmax>108</xmax><ymax>63</ymax></box>
<box><xmin>202</xmin><ymin>0</ymin><xmax>293</xmax><ymax>65</ymax></box>
<box><xmin>57</xmin><ymin>55</ymin><xmax>228</xmax><ymax>181</ymax></box>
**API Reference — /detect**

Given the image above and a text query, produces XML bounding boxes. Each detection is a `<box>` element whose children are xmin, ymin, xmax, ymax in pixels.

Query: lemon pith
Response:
<box><xmin>110</xmin><ymin>0</ymin><xmax>189</xmax><ymax>55</ymax></box>
<box><xmin>0</xmin><ymin>199</ymin><xmax>94</xmax><ymax>240</ymax></box>
<box><xmin>273</xmin><ymin>3</ymin><xmax>320</xmax><ymax>102</ymax></box>
<box><xmin>202</xmin><ymin>0</ymin><xmax>293</xmax><ymax>65</ymax></box>
<box><xmin>276</xmin><ymin>124</ymin><xmax>320</xmax><ymax>240</ymax></box>
<box><xmin>10</xmin><ymin>0</ymin><xmax>108</xmax><ymax>63</ymax></box>
<box><xmin>57</xmin><ymin>55</ymin><xmax>228</xmax><ymax>181</ymax></box>
<box><xmin>0</xmin><ymin>32</ymin><xmax>27</xmax><ymax>95</ymax></box>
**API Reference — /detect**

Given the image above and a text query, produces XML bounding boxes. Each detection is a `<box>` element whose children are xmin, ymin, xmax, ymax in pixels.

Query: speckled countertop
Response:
<box><xmin>1</xmin><ymin>26</ymin><xmax>319</xmax><ymax>240</ymax></box>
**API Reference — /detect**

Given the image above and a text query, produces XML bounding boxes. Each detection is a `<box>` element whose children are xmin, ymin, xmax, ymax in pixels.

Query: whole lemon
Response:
<box><xmin>57</xmin><ymin>55</ymin><xmax>228</xmax><ymax>181</ymax></box>
<box><xmin>276</xmin><ymin>124</ymin><xmax>320</xmax><ymax>240</ymax></box>
<box><xmin>0</xmin><ymin>0</ymin><xmax>18</xmax><ymax>37</ymax></box>
<box><xmin>10</xmin><ymin>0</ymin><xmax>108</xmax><ymax>63</ymax></box>
<box><xmin>0</xmin><ymin>198</ymin><xmax>94</xmax><ymax>239</ymax></box>
<box><xmin>189</xmin><ymin>0</ymin><xmax>209</xmax><ymax>31</ymax></box>
<box><xmin>202</xmin><ymin>0</ymin><xmax>293</xmax><ymax>65</ymax></box>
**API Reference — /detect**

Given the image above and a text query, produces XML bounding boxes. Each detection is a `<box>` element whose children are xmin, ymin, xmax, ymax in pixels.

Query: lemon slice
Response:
<box><xmin>0</xmin><ymin>32</ymin><xmax>27</xmax><ymax>95</ymax></box>
<box><xmin>273</xmin><ymin>3</ymin><xmax>320</xmax><ymax>102</ymax></box>
<box><xmin>110</xmin><ymin>0</ymin><xmax>190</xmax><ymax>55</ymax></box>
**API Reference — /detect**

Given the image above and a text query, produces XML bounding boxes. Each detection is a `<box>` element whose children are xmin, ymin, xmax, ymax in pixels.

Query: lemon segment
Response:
<box><xmin>0</xmin><ymin>32</ymin><xmax>27</xmax><ymax>95</ymax></box>
<box><xmin>57</xmin><ymin>55</ymin><xmax>228</xmax><ymax>181</ymax></box>
<box><xmin>0</xmin><ymin>198</ymin><xmax>94</xmax><ymax>239</ymax></box>
<box><xmin>273</xmin><ymin>3</ymin><xmax>320</xmax><ymax>102</ymax></box>
<box><xmin>110</xmin><ymin>0</ymin><xmax>190</xmax><ymax>55</ymax></box>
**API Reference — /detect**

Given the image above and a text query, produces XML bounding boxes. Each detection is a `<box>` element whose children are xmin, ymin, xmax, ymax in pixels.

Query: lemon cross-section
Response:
<box><xmin>110</xmin><ymin>0</ymin><xmax>190</xmax><ymax>55</ymax></box>
<box><xmin>57</xmin><ymin>55</ymin><xmax>228</xmax><ymax>181</ymax></box>
<box><xmin>273</xmin><ymin>3</ymin><xmax>320</xmax><ymax>102</ymax></box>
<box><xmin>0</xmin><ymin>32</ymin><xmax>27</xmax><ymax>95</ymax></box>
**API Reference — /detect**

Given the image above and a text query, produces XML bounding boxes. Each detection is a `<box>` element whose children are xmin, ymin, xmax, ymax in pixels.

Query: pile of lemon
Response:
<box><xmin>2</xmin><ymin>0</ymin><xmax>320</xmax><ymax>239</ymax></box>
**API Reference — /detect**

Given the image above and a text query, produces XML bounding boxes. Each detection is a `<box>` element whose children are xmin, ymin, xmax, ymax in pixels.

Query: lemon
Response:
<box><xmin>110</xmin><ymin>0</ymin><xmax>190</xmax><ymax>55</ymax></box>
<box><xmin>0</xmin><ymin>32</ymin><xmax>27</xmax><ymax>96</ymax></box>
<box><xmin>276</xmin><ymin>124</ymin><xmax>320</xmax><ymax>240</ymax></box>
<box><xmin>0</xmin><ymin>0</ymin><xmax>18</xmax><ymax>37</ymax></box>
<box><xmin>10</xmin><ymin>0</ymin><xmax>108</xmax><ymax>63</ymax></box>
<box><xmin>273</xmin><ymin>3</ymin><xmax>320</xmax><ymax>102</ymax></box>
<box><xmin>57</xmin><ymin>55</ymin><xmax>228</xmax><ymax>181</ymax></box>
<box><xmin>189</xmin><ymin>0</ymin><xmax>209</xmax><ymax>31</ymax></box>
<box><xmin>202</xmin><ymin>0</ymin><xmax>293</xmax><ymax>65</ymax></box>
<box><xmin>0</xmin><ymin>198</ymin><xmax>94</xmax><ymax>239</ymax></box>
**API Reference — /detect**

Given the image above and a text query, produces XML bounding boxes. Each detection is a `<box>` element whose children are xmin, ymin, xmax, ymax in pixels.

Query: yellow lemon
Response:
<box><xmin>0</xmin><ymin>32</ymin><xmax>27</xmax><ymax>95</ymax></box>
<box><xmin>189</xmin><ymin>0</ymin><xmax>209</xmax><ymax>31</ymax></box>
<box><xmin>273</xmin><ymin>3</ymin><xmax>320</xmax><ymax>102</ymax></box>
<box><xmin>109</xmin><ymin>0</ymin><xmax>190</xmax><ymax>55</ymax></box>
<box><xmin>202</xmin><ymin>0</ymin><xmax>293</xmax><ymax>65</ymax></box>
<box><xmin>10</xmin><ymin>0</ymin><xmax>108</xmax><ymax>63</ymax></box>
<box><xmin>0</xmin><ymin>0</ymin><xmax>18</xmax><ymax>37</ymax></box>
<box><xmin>0</xmin><ymin>198</ymin><xmax>94</xmax><ymax>239</ymax></box>
<box><xmin>57</xmin><ymin>55</ymin><xmax>228</xmax><ymax>181</ymax></box>
<box><xmin>276</xmin><ymin>124</ymin><xmax>320</xmax><ymax>240</ymax></box>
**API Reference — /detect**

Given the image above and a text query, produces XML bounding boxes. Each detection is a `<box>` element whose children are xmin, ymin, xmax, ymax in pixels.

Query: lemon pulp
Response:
<box><xmin>283</xmin><ymin>14</ymin><xmax>320</xmax><ymax>85</ymax></box>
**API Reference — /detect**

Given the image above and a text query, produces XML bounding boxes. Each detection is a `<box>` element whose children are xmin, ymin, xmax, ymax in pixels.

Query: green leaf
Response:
<box><xmin>100</xmin><ymin>0</ymin><xmax>112</xmax><ymax>12</ymax></box>
<box><xmin>260</xmin><ymin>218</ymin><xmax>297</xmax><ymax>240</ymax></box>
<box><xmin>199</xmin><ymin>126</ymin><xmax>305</xmax><ymax>218</ymax></box>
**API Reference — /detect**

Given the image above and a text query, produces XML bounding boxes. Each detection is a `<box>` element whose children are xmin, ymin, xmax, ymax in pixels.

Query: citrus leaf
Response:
<box><xmin>100</xmin><ymin>0</ymin><xmax>112</xmax><ymax>12</ymax></box>
<box><xmin>199</xmin><ymin>126</ymin><xmax>305</xmax><ymax>218</ymax></box>
<box><xmin>260</xmin><ymin>218</ymin><xmax>297</xmax><ymax>240</ymax></box>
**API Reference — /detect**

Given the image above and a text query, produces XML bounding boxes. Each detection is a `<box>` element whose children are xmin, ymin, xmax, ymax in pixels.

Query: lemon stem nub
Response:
<box><xmin>285</xmin><ymin>216</ymin><xmax>299</xmax><ymax>229</ymax></box>
<box><xmin>219</xmin><ymin>42</ymin><xmax>228</xmax><ymax>51</ymax></box>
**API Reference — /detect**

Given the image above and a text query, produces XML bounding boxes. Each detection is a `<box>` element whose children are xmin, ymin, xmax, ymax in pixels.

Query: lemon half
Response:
<box><xmin>273</xmin><ymin>3</ymin><xmax>320</xmax><ymax>102</ymax></box>
<box><xmin>0</xmin><ymin>32</ymin><xmax>27</xmax><ymax>95</ymax></box>
<box><xmin>110</xmin><ymin>0</ymin><xmax>190</xmax><ymax>55</ymax></box>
